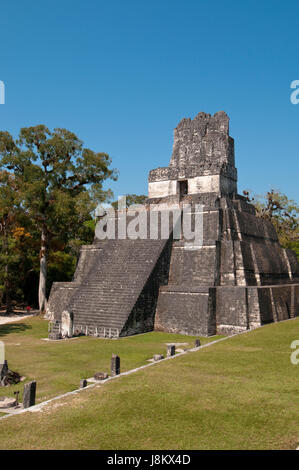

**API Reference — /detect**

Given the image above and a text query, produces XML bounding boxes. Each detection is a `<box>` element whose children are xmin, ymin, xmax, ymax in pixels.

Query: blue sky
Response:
<box><xmin>0</xmin><ymin>0</ymin><xmax>298</xmax><ymax>201</ymax></box>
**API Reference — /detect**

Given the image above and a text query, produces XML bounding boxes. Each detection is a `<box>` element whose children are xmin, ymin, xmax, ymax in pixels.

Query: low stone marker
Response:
<box><xmin>80</xmin><ymin>379</ymin><xmax>87</xmax><ymax>388</ymax></box>
<box><xmin>0</xmin><ymin>396</ymin><xmax>16</xmax><ymax>409</ymax></box>
<box><xmin>111</xmin><ymin>354</ymin><xmax>120</xmax><ymax>376</ymax></box>
<box><xmin>153</xmin><ymin>354</ymin><xmax>164</xmax><ymax>361</ymax></box>
<box><xmin>195</xmin><ymin>339</ymin><xmax>201</xmax><ymax>348</ymax></box>
<box><xmin>23</xmin><ymin>381</ymin><xmax>36</xmax><ymax>408</ymax></box>
<box><xmin>61</xmin><ymin>310</ymin><xmax>74</xmax><ymax>338</ymax></box>
<box><xmin>94</xmin><ymin>372</ymin><xmax>108</xmax><ymax>381</ymax></box>
<box><xmin>167</xmin><ymin>345</ymin><xmax>175</xmax><ymax>357</ymax></box>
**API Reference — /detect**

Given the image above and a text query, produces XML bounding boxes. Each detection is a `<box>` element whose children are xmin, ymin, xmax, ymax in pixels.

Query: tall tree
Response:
<box><xmin>0</xmin><ymin>171</ymin><xmax>21</xmax><ymax>313</ymax></box>
<box><xmin>111</xmin><ymin>193</ymin><xmax>147</xmax><ymax>210</ymax></box>
<box><xmin>0</xmin><ymin>126</ymin><xmax>117</xmax><ymax>312</ymax></box>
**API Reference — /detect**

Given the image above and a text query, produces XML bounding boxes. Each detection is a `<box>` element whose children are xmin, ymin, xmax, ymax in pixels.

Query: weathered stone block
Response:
<box><xmin>111</xmin><ymin>354</ymin><xmax>120</xmax><ymax>376</ymax></box>
<box><xmin>0</xmin><ymin>397</ymin><xmax>17</xmax><ymax>408</ymax></box>
<box><xmin>23</xmin><ymin>381</ymin><xmax>36</xmax><ymax>408</ymax></box>
<box><xmin>155</xmin><ymin>287</ymin><xmax>216</xmax><ymax>336</ymax></box>
<box><xmin>61</xmin><ymin>310</ymin><xmax>73</xmax><ymax>338</ymax></box>
<box><xmin>153</xmin><ymin>354</ymin><xmax>164</xmax><ymax>361</ymax></box>
<box><xmin>167</xmin><ymin>345</ymin><xmax>175</xmax><ymax>357</ymax></box>
<box><xmin>80</xmin><ymin>379</ymin><xmax>87</xmax><ymax>388</ymax></box>
<box><xmin>94</xmin><ymin>372</ymin><xmax>108</xmax><ymax>381</ymax></box>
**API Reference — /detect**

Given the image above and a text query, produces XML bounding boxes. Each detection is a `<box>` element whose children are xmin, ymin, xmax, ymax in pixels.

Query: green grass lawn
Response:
<box><xmin>0</xmin><ymin>317</ymin><xmax>298</xmax><ymax>450</ymax></box>
<box><xmin>0</xmin><ymin>316</ymin><xmax>217</xmax><ymax>403</ymax></box>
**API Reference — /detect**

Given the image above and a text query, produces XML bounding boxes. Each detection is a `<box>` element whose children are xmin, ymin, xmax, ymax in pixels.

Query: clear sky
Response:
<box><xmin>0</xmin><ymin>0</ymin><xmax>298</xmax><ymax>202</ymax></box>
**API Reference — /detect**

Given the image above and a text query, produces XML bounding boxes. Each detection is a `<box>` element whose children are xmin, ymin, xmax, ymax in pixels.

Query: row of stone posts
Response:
<box><xmin>163</xmin><ymin>339</ymin><xmax>201</xmax><ymax>360</ymax></box>
<box><xmin>2</xmin><ymin>338</ymin><xmax>200</xmax><ymax>410</ymax></box>
<box><xmin>80</xmin><ymin>353</ymin><xmax>121</xmax><ymax>388</ymax></box>
<box><xmin>80</xmin><ymin>340</ymin><xmax>201</xmax><ymax>387</ymax></box>
<box><xmin>14</xmin><ymin>340</ymin><xmax>201</xmax><ymax>406</ymax></box>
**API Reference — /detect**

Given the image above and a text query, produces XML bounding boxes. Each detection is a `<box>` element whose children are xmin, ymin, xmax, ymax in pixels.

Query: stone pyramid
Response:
<box><xmin>46</xmin><ymin>111</ymin><xmax>299</xmax><ymax>337</ymax></box>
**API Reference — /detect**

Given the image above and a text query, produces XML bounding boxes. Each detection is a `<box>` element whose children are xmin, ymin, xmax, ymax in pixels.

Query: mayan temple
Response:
<box><xmin>46</xmin><ymin>111</ymin><xmax>299</xmax><ymax>339</ymax></box>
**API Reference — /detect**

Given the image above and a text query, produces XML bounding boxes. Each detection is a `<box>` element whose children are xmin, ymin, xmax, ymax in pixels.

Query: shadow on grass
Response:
<box><xmin>0</xmin><ymin>323</ymin><xmax>32</xmax><ymax>337</ymax></box>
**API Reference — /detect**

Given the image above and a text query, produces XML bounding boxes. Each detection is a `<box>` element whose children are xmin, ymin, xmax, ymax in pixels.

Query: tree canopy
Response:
<box><xmin>244</xmin><ymin>189</ymin><xmax>299</xmax><ymax>259</ymax></box>
<box><xmin>111</xmin><ymin>194</ymin><xmax>147</xmax><ymax>211</ymax></box>
<box><xmin>0</xmin><ymin>125</ymin><xmax>117</xmax><ymax>312</ymax></box>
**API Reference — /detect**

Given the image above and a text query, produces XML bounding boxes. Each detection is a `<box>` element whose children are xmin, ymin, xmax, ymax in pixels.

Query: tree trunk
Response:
<box><xmin>4</xmin><ymin>230</ymin><xmax>13</xmax><ymax>315</ymax></box>
<box><xmin>5</xmin><ymin>264</ymin><xmax>13</xmax><ymax>315</ymax></box>
<box><xmin>39</xmin><ymin>228</ymin><xmax>48</xmax><ymax>314</ymax></box>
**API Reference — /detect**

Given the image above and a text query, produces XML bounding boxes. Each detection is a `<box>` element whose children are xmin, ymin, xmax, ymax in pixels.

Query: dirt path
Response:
<box><xmin>0</xmin><ymin>312</ymin><xmax>38</xmax><ymax>325</ymax></box>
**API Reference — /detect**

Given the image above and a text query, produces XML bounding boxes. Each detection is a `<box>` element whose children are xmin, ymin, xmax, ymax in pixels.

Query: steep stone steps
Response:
<box><xmin>65</xmin><ymin>238</ymin><xmax>169</xmax><ymax>334</ymax></box>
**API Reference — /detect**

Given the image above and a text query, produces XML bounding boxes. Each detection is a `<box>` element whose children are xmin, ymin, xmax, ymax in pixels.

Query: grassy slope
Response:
<box><xmin>0</xmin><ymin>318</ymin><xmax>298</xmax><ymax>449</ymax></box>
<box><xmin>0</xmin><ymin>317</ymin><xmax>215</xmax><ymax>403</ymax></box>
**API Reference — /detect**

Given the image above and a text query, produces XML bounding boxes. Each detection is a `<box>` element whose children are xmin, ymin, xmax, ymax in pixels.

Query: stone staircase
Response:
<box><xmin>47</xmin><ymin>238</ymin><xmax>171</xmax><ymax>337</ymax></box>
<box><xmin>48</xmin><ymin>320</ymin><xmax>62</xmax><ymax>340</ymax></box>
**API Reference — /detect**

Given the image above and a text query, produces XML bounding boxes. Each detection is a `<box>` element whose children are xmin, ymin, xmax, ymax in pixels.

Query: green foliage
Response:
<box><xmin>0</xmin><ymin>125</ymin><xmax>117</xmax><ymax>233</ymax></box>
<box><xmin>0</xmin><ymin>125</ymin><xmax>117</xmax><ymax>309</ymax></box>
<box><xmin>83</xmin><ymin>218</ymin><xmax>96</xmax><ymax>232</ymax></box>
<box><xmin>111</xmin><ymin>193</ymin><xmax>147</xmax><ymax>210</ymax></box>
<box><xmin>251</xmin><ymin>189</ymin><xmax>299</xmax><ymax>260</ymax></box>
<box><xmin>47</xmin><ymin>251</ymin><xmax>77</xmax><ymax>296</ymax></box>
<box><xmin>0</xmin><ymin>171</ymin><xmax>24</xmax><ymax>309</ymax></box>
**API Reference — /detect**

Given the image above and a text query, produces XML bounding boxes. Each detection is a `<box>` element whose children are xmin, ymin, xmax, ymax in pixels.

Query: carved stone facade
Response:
<box><xmin>148</xmin><ymin>111</ymin><xmax>237</xmax><ymax>199</ymax></box>
<box><xmin>46</xmin><ymin>111</ymin><xmax>299</xmax><ymax>337</ymax></box>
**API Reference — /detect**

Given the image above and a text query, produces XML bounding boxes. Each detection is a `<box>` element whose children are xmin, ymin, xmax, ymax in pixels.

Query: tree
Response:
<box><xmin>111</xmin><ymin>193</ymin><xmax>147</xmax><ymax>210</ymax></box>
<box><xmin>244</xmin><ymin>189</ymin><xmax>299</xmax><ymax>260</ymax></box>
<box><xmin>0</xmin><ymin>126</ymin><xmax>117</xmax><ymax>313</ymax></box>
<box><xmin>0</xmin><ymin>171</ymin><xmax>22</xmax><ymax>313</ymax></box>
